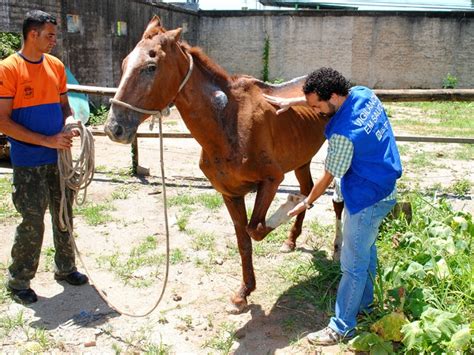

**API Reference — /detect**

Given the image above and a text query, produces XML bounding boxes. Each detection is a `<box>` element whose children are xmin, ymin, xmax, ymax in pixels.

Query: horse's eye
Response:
<box><xmin>142</xmin><ymin>64</ymin><xmax>156</xmax><ymax>74</ymax></box>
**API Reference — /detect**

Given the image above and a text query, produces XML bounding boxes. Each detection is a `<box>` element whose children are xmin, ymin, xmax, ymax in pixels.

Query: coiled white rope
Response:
<box><xmin>58</xmin><ymin>120</ymin><xmax>171</xmax><ymax>317</ymax></box>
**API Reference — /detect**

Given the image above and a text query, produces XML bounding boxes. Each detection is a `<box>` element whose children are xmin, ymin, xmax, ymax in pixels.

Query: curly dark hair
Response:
<box><xmin>303</xmin><ymin>67</ymin><xmax>351</xmax><ymax>101</ymax></box>
<box><xmin>23</xmin><ymin>10</ymin><xmax>57</xmax><ymax>40</ymax></box>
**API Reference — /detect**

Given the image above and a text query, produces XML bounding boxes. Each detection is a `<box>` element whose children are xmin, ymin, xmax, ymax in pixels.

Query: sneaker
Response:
<box><xmin>307</xmin><ymin>327</ymin><xmax>353</xmax><ymax>345</ymax></box>
<box><xmin>8</xmin><ymin>287</ymin><xmax>38</xmax><ymax>305</ymax></box>
<box><xmin>55</xmin><ymin>271</ymin><xmax>89</xmax><ymax>286</ymax></box>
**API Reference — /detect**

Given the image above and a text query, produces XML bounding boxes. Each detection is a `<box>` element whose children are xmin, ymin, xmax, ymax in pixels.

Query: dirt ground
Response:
<box><xmin>0</xmin><ymin>109</ymin><xmax>472</xmax><ymax>354</ymax></box>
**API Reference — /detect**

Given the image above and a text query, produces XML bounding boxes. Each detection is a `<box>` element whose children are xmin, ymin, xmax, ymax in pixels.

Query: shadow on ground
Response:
<box><xmin>28</xmin><ymin>282</ymin><xmax>118</xmax><ymax>330</ymax></box>
<box><xmin>233</xmin><ymin>249</ymin><xmax>341</xmax><ymax>354</ymax></box>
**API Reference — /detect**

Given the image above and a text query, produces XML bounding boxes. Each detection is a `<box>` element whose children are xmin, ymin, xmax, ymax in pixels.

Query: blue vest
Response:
<box><xmin>325</xmin><ymin>86</ymin><xmax>402</xmax><ymax>214</ymax></box>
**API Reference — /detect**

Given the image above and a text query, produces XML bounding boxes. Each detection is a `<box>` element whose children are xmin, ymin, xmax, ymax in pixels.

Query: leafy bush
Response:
<box><xmin>351</xmin><ymin>194</ymin><xmax>473</xmax><ymax>354</ymax></box>
<box><xmin>88</xmin><ymin>105</ymin><xmax>109</xmax><ymax>126</ymax></box>
<box><xmin>0</xmin><ymin>32</ymin><xmax>21</xmax><ymax>60</ymax></box>
<box><xmin>442</xmin><ymin>73</ymin><xmax>458</xmax><ymax>89</ymax></box>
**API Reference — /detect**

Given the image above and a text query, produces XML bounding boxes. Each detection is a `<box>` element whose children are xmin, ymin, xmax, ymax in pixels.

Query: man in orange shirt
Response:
<box><xmin>0</xmin><ymin>10</ymin><xmax>88</xmax><ymax>304</ymax></box>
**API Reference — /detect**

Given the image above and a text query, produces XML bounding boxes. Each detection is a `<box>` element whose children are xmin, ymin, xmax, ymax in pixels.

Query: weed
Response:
<box><xmin>169</xmin><ymin>192</ymin><xmax>223</xmax><ymax>211</ymax></box>
<box><xmin>450</xmin><ymin>178</ymin><xmax>471</xmax><ymax>197</ymax></box>
<box><xmin>42</xmin><ymin>246</ymin><xmax>55</xmax><ymax>272</ymax></box>
<box><xmin>170</xmin><ymin>248</ymin><xmax>185</xmax><ymax>264</ymax></box>
<box><xmin>0</xmin><ymin>177</ymin><xmax>18</xmax><ymax>220</ymax></box>
<box><xmin>74</xmin><ymin>202</ymin><xmax>115</xmax><ymax>225</ymax></box>
<box><xmin>203</xmin><ymin>322</ymin><xmax>236</xmax><ymax>354</ymax></box>
<box><xmin>191</xmin><ymin>232</ymin><xmax>216</xmax><ymax>252</ymax></box>
<box><xmin>111</xmin><ymin>185</ymin><xmax>137</xmax><ymax>200</ymax></box>
<box><xmin>97</xmin><ymin>235</ymin><xmax>166</xmax><ymax>287</ymax></box>
<box><xmin>442</xmin><ymin>73</ymin><xmax>458</xmax><ymax>89</ymax></box>
<box><xmin>144</xmin><ymin>340</ymin><xmax>172</xmax><ymax>354</ymax></box>
<box><xmin>0</xmin><ymin>311</ymin><xmax>26</xmax><ymax>337</ymax></box>
<box><xmin>200</xmin><ymin>192</ymin><xmax>223</xmax><ymax>211</ymax></box>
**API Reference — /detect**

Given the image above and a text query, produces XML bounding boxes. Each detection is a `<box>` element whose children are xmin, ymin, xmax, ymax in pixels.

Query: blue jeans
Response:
<box><xmin>328</xmin><ymin>199</ymin><xmax>396</xmax><ymax>336</ymax></box>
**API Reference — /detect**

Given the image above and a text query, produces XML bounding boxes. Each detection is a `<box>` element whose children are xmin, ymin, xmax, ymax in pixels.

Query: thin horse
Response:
<box><xmin>105</xmin><ymin>17</ymin><xmax>343</xmax><ymax>313</ymax></box>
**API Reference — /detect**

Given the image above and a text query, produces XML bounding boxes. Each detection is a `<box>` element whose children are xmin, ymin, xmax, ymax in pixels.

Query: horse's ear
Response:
<box><xmin>167</xmin><ymin>28</ymin><xmax>182</xmax><ymax>42</ymax></box>
<box><xmin>143</xmin><ymin>16</ymin><xmax>165</xmax><ymax>39</ymax></box>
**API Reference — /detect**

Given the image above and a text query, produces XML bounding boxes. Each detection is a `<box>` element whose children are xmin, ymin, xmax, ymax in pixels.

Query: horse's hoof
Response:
<box><xmin>279</xmin><ymin>242</ymin><xmax>295</xmax><ymax>253</ymax></box>
<box><xmin>226</xmin><ymin>296</ymin><xmax>248</xmax><ymax>314</ymax></box>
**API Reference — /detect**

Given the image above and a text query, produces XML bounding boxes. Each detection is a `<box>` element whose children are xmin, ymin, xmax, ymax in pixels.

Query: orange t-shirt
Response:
<box><xmin>0</xmin><ymin>52</ymin><xmax>67</xmax><ymax>166</ymax></box>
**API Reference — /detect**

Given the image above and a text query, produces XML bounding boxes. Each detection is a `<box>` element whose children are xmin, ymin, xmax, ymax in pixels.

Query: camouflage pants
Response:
<box><xmin>8</xmin><ymin>164</ymin><xmax>77</xmax><ymax>290</ymax></box>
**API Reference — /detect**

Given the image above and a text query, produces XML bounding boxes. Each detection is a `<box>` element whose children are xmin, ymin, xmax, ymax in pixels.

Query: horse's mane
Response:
<box><xmin>181</xmin><ymin>43</ymin><xmax>235</xmax><ymax>84</ymax></box>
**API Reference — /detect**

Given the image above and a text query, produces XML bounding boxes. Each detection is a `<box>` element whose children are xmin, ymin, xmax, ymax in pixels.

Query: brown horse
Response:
<box><xmin>105</xmin><ymin>17</ymin><xmax>343</xmax><ymax>313</ymax></box>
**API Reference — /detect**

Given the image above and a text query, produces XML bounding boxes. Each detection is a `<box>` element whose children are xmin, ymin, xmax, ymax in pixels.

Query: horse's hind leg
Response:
<box><xmin>223</xmin><ymin>195</ymin><xmax>254</xmax><ymax>314</ymax></box>
<box><xmin>281</xmin><ymin>162</ymin><xmax>314</xmax><ymax>253</ymax></box>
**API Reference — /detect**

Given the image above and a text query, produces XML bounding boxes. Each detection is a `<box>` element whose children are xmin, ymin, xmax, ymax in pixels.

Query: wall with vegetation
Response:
<box><xmin>198</xmin><ymin>10</ymin><xmax>474</xmax><ymax>89</ymax></box>
<box><xmin>0</xmin><ymin>0</ymin><xmax>198</xmax><ymax>89</ymax></box>
<box><xmin>1</xmin><ymin>1</ymin><xmax>472</xmax><ymax>89</ymax></box>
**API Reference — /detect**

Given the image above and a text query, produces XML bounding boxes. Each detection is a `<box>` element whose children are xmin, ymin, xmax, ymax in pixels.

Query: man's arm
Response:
<box><xmin>0</xmin><ymin>99</ymin><xmax>74</xmax><ymax>149</ymax></box>
<box><xmin>288</xmin><ymin>169</ymin><xmax>334</xmax><ymax>217</ymax></box>
<box><xmin>60</xmin><ymin>93</ymin><xmax>75</xmax><ymax>124</ymax></box>
<box><xmin>263</xmin><ymin>94</ymin><xmax>307</xmax><ymax>115</ymax></box>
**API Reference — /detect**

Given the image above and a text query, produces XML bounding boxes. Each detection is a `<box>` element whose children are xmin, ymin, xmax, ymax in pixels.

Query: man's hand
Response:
<box><xmin>262</xmin><ymin>94</ymin><xmax>307</xmax><ymax>115</ymax></box>
<box><xmin>44</xmin><ymin>131</ymin><xmax>75</xmax><ymax>150</ymax></box>
<box><xmin>64</xmin><ymin>115</ymin><xmax>81</xmax><ymax>137</ymax></box>
<box><xmin>288</xmin><ymin>201</ymin><xmax>308</xmax><ymax>217</ymax></box>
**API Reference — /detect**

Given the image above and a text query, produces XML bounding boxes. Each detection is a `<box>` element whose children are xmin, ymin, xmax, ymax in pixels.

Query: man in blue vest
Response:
<box><xmin>264</xmin><ymin>67</ymin><xmax>402</xmax><ymax>345</ymax></box>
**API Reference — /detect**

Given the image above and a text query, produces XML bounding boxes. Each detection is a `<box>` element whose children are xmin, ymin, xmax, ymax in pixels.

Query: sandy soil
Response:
<box><xmin>0</xmin><ymin>110</ymin><xmax>472</xmax><ymax>354</ymax></box>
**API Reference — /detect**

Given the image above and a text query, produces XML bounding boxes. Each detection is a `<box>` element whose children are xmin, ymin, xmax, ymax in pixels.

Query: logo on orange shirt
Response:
<box><xmin>24</xmin><ymin>86</ymin><xmax>34</xmax><ymax>99</ymax></box>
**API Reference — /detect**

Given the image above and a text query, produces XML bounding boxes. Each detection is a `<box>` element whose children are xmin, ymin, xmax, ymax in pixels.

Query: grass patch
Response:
<box><xmin>0</xmin><ymin>311</ymin><xmax>26</xmax><ymax>338</ymax></box>
<box><xmin>170</xmin><ymin>248</ymin><xmax>186</xmax><ymax>264</ymax></box>
<box><xmin>191</xmin><ymin>232</ymin><xmax>216</xmax><ymax>252</ymax></box>
<box><xmin>97</xmin><ymin>235</ymin><xmax>166</xmax><ymax>287</ymax></box>
<box><xmin>388</xmin><ymin>101</ymin><xmax>474</xmax><ymax>137</ymax></box>
<box><xmin>0</xmin><ymin>177</ymin><xmax>18</xmax><ymax>220</ymax></box>
<box><xmin>0</xmin><ymin>262</ymin><xmax>10</xmax><ymax>305</ymax></box>
<box><xmin>111</xmin><ymin>184</ymin><xmax>137</xmax><ymax>200</ymax></box>
<box><xmin>175</xmin><ymin>206</ymin><xmax>194</xmax><ymax>232</ymax></box>
<box><xmin>449</xmin><ymin>178</ymin><xmax>471</xmax><ymax>197</ymax></box>
<box><xmin>203</xmin><ymin>322</ymin><xmax>236</xmax><ymax>354</ymax></box>
<box><xmin>169</xmin><ymin>192</ymin><xmax>223</xmax><ymax>211</ymax></box>
<box><xmin>74</xmin><ymin>202</ymin><xmax>115</xmax><ymax>225</ymax></box>
<box><xmin>253</xmin><ymin>223</ymin><xmax>290</xmax><ymax>257</ymax></box>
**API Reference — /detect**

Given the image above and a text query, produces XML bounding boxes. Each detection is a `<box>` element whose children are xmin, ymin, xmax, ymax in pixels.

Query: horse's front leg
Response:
<box><xmin>223</xmin><ymin>195</ymin><xmax>255</xmax><ymax>314</ymax></box>
<box><xmin>247</xmin><ymin>175</ymin><xmax>283</xmax><ymax>241</ymax></box>
<box><xmin>281</xmin><ymin>162</ymin><xmax>314</xmax><ymax>252</ymax></box>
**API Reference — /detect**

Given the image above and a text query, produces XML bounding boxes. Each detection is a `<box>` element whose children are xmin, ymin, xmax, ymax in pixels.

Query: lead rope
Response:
<box><xmin>58</xmin><ymin>119</ymin><xmax>170</xmax><ymax>317</ymax></box>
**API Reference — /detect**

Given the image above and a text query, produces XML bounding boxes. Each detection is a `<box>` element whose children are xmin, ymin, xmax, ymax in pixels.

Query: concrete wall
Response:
<box><xmin>1</xmin><ymin>1</ymin><xmax>473</xmax><ymax>89</ymax></box>
<box><xmin>199</xmin><ymin>10</ymin><xmax>474</xmax><ymax>89</ymax></box>
<box><xmin>0</xmin><ymin>0</ymin><xmax>198</xmax><ymax>89</ymax></box>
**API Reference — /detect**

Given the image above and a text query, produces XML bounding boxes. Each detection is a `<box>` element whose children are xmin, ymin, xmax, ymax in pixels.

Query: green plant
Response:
<box><xmin>262</xmin><ymin>34</ymin><xmax>270</xmax><ymax>82</ymax></box>
<box><xmin>442</xmin><ymin>73</ymin><xmax>458</xmax><ymax>89</ymax></box>
<box><xmin>203</xmin><ymin>322</ymin><xmax>236</xmax><ymax>354</ymax></box>
<box><xmin>450</xmin><ymin>178</ymin><xmax>471</xmax><ymax>197</ymax></box>
<box><xmin>170</xmin><ymin>248</ymin><xmax>185</xmax><ymax>264</ymax></box>
<box><xmin>191</xmin><ymin>232</ymin><xmax>216</xmax><ymax>252</ymax></box>
<box><xmin>0</xmin><ymin>32</ymin><xmax>21</xmax><ymax>60</ymax></box>
<box><xmin>353</xmin><ymin>193</ymin><xmax>474</xmax><ymax>353</ymax></box>
<box><xmin>42</xmin><ymin>246</ymin><xmax>55</xmax><ymax>272</ymax></box>
<box><xmin>74</xmin><ymin>202</ymin><xmax>115</xmax><ymax>225</ymax></box>
<box><xmin>97</xmin><ymin>235</ymin><xmax>166</xmax><ymax>287</ymax></box>
<box><xmin>88</xmin><ymin>105</ymin><xmax>109</xmax><ymax>126</ymax></box>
